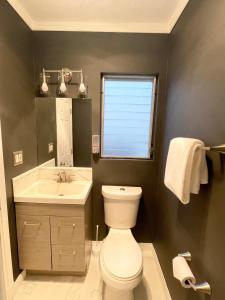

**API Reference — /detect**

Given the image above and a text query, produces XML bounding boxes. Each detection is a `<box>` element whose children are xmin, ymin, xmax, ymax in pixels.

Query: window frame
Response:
<box><xmin>100</xmin><ymin>74</ymin><xmax>157</xmax><ymax>160</ymax></box>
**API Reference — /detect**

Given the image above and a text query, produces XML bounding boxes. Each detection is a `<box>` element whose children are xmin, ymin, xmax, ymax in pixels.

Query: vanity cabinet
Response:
<box><xmin>15</xmin><ymin>194</ymin><xmax>92</xmax><ymax>274</ymax></box>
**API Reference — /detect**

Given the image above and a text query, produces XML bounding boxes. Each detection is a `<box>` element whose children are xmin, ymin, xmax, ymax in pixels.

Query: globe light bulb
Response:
<box><xmin>59</xmin><ymin>82</ymin><xmax>67</xmax><ymax>94</ymax></box>
<box><xmin>41</xmin><ymin>69</ymin><xmax>48</xmax><ymax>95</ymax></box>
<box><xmin>79</xmin><ymin>82</ymin><xmax>86</xmax><ymax>95</ymax></box>
<box><xmin>79</xmin><ymin>70</ymin><xmax>86</xmax><ymax>97</ymax></box>
<box><xmin>41</xmin><ymin>82</ymin><xmax>48</xmax><ymax>93</ymax></box>
<box><xmin>59</xmin><ymin>69</ymin><xmax>67</xmax><ymax>94</ymax></box>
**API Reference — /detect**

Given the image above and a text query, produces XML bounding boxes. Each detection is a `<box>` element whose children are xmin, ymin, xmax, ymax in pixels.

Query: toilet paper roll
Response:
<box><xmin>172</xmin><ymin>256</ymin><xmax>196</xmax><ymax>288</ymax></box>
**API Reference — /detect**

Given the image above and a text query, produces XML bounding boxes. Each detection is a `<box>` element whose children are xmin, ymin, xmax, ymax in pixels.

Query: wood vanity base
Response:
<box><xmin>15</xmin><ymin>193</ymin><xmax>92</xmax><ymax>274</ymax></box>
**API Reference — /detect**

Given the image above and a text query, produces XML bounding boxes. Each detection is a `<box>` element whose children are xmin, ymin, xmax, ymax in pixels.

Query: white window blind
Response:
<box><xmin>101</xmin><ymin>75</ymin><xmax>156</xmax><ymax>158</ymax></box>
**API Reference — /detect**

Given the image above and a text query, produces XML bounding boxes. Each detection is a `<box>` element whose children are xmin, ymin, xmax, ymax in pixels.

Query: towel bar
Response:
<box><xmin>202</xmin><ymin>144</ymin><xmax>225</xmax><ymax>154</ymax></box>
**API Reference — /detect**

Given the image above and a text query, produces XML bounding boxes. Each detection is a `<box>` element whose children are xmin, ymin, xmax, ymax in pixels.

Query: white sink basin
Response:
<box><xmin>14</xmin><ymin>179</ymin><xmax>92</xmax><ymax>205</ymax></box>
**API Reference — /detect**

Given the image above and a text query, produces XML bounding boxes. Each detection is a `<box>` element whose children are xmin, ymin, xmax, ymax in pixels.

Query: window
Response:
<box><xmin>101</xmin><ymin>75</ymin><xmax>156</xmax><ymax>159</ymax></box>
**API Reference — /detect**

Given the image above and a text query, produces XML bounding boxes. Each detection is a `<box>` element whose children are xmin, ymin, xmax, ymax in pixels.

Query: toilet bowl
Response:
<box><xmin>100</xmin><ymin>185</ymin><xmax>143</xmax><ymax>300</ymax></box>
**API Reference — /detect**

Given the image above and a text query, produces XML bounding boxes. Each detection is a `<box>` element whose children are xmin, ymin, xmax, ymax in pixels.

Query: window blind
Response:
<box><xmin>101</xmin><ymin>76</ymin><xmax>156</xmax><ymax>158</ymax></box>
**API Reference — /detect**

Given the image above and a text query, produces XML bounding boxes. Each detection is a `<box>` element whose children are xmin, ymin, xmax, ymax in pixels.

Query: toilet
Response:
<box><xmin>100</xmin><ymin>185</ymin><xmax>143</xmax><ymax>300</ymax></box>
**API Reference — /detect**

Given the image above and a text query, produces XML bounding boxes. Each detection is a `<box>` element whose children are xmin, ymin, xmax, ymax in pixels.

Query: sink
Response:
<box><xmin>25</xmin><ymin>180</ymin><xmax>89</xmax><ymax>196</ymax></box>
<box><xmin>13</xmin><ymin>164</ymin><xmax>92</xmax><ymax>205</ymax></box>
<box><xmin>14</xmin><ymin>179</ymin><xmax>92</xmax><ymax>205</ymax></box>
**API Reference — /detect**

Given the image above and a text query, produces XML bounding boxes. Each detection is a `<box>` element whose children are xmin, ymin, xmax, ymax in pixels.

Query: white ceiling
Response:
<box><xmin>7</xmin><ymin>0</ymin><xmax>189</xmax><ymax>33</ymax></box>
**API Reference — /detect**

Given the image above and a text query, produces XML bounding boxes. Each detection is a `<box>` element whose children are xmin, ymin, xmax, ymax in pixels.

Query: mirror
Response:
<box><xmin>35</xmin><ymin>97</ymin><xmax>92</xmax><ymax>167</ymax></box>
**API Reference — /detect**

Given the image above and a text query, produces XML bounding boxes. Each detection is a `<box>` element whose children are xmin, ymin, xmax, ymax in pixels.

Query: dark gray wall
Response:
<box><xmin>33</xmin><ymin>32</ymin><xmax>169</xmax><ymax>240</ymax></box>
<box><xmin>73</xmin><ymin>98</ymin><xmax>92</xmax><ymax>167</ymax></box>
<box><xmin>0</xmin><ymin>0</ymin><xmax>36</xmax><ymax>278</ymax></box>
<box><xmin>36</xmin><ymin>97</ymin><xmax>57</xmax><ymax>164</ymax></box>
<box><xmin>155</xmin><ymin>1</ymin><xmax>225</xmax><ymax>299</ymax></box>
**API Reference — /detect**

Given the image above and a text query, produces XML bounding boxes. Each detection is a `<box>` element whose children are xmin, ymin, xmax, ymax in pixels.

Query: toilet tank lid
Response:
<box><xmin>102</xmin><ymin>185</ymin><xmax>142</xmax><ymax>200</ymax></box>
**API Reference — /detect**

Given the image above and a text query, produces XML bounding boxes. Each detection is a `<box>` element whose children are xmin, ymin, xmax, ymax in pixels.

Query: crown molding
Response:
<box><xmin>32</xmin><ymin>21</ymin><xmax>170</xmax><ymax>33</ymax></box>
<box><xmin>7</xmin><ymin>0</ymin><xmax>189</xmax><ymax>33</ymax></box>
<box><xmin>167</xmin><ymin>0</ymin><xmax>189</xmax><ymax>32</ymax></box>
<box><xmin>7</xmin><ymin>0</ymin><xmax>34</xmax><ymax>29</ymax></box>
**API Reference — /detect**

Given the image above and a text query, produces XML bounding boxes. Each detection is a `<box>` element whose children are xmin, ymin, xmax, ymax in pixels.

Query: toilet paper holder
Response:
<box><xmin>178</xmin><ymin>252</ymin><xmax>211</xmax><ymax>295</ymax></box>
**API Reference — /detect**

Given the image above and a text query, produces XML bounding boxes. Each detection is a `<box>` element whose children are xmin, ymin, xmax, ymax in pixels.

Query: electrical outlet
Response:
<box><xmin>13</xmin><ymin>151</ymin><xmax>23</xmax><ymax>166</ymax></box>
<box><xmin>48</xmin><ymin>142</ymin><xmax>54</xmax><ymax>153</ymax></box>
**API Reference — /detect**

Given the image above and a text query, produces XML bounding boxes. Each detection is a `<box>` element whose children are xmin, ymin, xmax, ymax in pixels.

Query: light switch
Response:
<box><xmin>48</xmin><ymin>142</ymin><xmax>54</xmax><ymax>153</ymax></box>
<box><xmin>13</xmin><ymin>151</ymin><xmax>23</xmax><ymax>166</ymax></box>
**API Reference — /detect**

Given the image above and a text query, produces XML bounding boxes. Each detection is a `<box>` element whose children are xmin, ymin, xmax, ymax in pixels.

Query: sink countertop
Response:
<box><xmin>12</xmin><ymin>162</ymin><xmax>93</xmax><ymax>205</ymax></box>
<box><xmin>14</xmin><ymin>179</ymin><xmax>93</xmax><ymax>205</ymax></box>
<box><xmin>14</xmin><ymin>180</ymin><xmax>92</xmax><ymax>205</ymax></box>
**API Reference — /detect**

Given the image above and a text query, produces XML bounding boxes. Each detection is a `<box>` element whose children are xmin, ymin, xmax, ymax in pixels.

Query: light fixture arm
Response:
<box><xmin>80</xmin><ymin>69</ymin><xmax>84</xmax><ymax>84</ymax></box>
<box><xmin>40</xmin><ymin>68</ymin><xmax>84</xmax><ymax>82</ymax></box>
<box><xmin>61</xmin><ymin>69</ymin><xmax>65</xmax><ymax>83</ymax></box>
<box><xmin>44</xmin><ymin>69</ymin><xmax>82</xmax><ymax>74</ymax></box>
<box><xmin>42</xmin><ymin>68</ymin><xmax>46</xmax><ymax>83</ymax></box>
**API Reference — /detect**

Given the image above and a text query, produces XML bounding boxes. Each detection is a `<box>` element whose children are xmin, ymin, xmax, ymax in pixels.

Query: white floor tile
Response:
<box><xmin>13</xmin><ymin>243</ymin><xmax>170</xmax><ymax>300</ymax></box>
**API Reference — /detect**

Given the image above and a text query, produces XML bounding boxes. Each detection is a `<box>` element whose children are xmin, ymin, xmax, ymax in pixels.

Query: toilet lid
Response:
<box><xmin>101</xmin><ymin>229</ymin><xmax>143</xmax><ymax>280</ymax></box>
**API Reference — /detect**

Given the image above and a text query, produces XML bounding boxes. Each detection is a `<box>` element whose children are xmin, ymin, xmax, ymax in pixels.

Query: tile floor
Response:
<box><xmin>13</xmin><ymin>243</ymin><xmax>171</xmax><ymax>300</ymax></box>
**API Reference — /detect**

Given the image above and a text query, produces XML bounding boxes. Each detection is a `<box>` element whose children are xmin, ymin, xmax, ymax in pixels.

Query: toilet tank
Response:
<box><xmin>102</xmin><ymin>185</ymin><xmax>142</xmax><ymax>229</ymax></box>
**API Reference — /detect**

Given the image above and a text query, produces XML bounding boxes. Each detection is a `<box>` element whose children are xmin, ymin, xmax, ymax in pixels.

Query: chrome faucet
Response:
<box><xmin>58</xmin><ymin>170</ymin><xmax>66</xmax><ymax>182</ymax></box>
<box><xmin>56</xmin><ymin>170</ymin><xmax>71</xmax><ymax>183</ymax></box>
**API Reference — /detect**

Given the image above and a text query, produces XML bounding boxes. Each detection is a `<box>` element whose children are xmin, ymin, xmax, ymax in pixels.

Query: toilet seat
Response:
<box><xmin>100</xmin><ymin>228</ymin><xmax>143</xmax><ymax>282</ymax></box>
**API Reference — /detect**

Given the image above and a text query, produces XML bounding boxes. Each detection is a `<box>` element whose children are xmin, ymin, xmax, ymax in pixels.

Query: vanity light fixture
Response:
<box><xmin>40</xmin><ymin>68</ymin><xmax>49</xmax><ymax>95</ymax></box>
<box><xmin>59</xmin><ymin>69</ymin><xmax>67</xmax><ymax>95</ymax></box>
<box><xmin>40</xmin><ymin>68</ymin><xmax>87</xmax><ymax>98</ymax></box>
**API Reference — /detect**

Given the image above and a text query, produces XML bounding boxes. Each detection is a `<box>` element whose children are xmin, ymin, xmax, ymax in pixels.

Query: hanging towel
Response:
<box><xmin>164</xmin><ymin>138</ymin><xmax>208</xmax><ymax>204</ymax></box>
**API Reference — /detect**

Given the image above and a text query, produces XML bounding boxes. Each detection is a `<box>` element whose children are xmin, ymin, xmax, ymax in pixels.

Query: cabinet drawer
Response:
<box><xmin>16</xmin><ymin>215</ymin><xmax>50</xmax><ymax>243</ymax></box>
<box><xmin>18</xmin><ymin>242</ymin><xmax>51</xmax><ymax>270</ymax></box>
<box><xmin>52</xmin><ymin>245</ymin><xmax>85</xmax><ymax>272</ymax></box>
<box><xmin>50</xmin><ymin>216</ymin><xmax>84</xmax><ymax>245</ymax></box>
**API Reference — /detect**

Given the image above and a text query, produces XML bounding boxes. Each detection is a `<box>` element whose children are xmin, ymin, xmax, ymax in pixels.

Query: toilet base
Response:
<box><xmin>103</xmin><ymin>283</ymin><xmax>134</xmax><ymax>300</ymax></box>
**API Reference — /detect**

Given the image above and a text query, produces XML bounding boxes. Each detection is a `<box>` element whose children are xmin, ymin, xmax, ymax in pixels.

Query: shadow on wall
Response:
<box><xmin>157</xmin><ymin>150</ymin><xmax>225</xmax><ymax>298</ymax></box>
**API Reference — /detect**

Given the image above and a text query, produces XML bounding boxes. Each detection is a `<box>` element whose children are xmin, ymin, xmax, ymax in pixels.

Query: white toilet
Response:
<box><xmin>100</xmin><ymin>185</ymin><xmax>143</xmax><ymax>300</ymax></box>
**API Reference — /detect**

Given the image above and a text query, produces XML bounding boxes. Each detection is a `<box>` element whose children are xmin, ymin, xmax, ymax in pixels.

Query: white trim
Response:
<box><xmin>0</xmin><ymin>121</ymin><xmax>14</xmax><ymax>300</ymax></box>
<box><xmin>138</xmin><ymin>243</ymin><xmax>171</xmax><ymax>299</ymax></box>
<box><xmin>150</xmin><ymin>244</ymin><xmax>172</xmax><ymax>299</ymax></box>
<box><xmin>7</xmin><ymin>0</ymin><xmax>189</xmax><ymax>33</ymax></box>
<box><xmin>6</xmin><ymin>0</ymin><xmax>34</xmax><ymax>29</ymax></box>
<box><xmin>7</xmin><ymin>270</ymin><xmax>26</xmax><ymax>300</ymax></box>
<box><xmin>32</xmin><ymin>21</ymin><xmax>170</xmax><ymax>33</ymax></box>
<box><xmin>167</xmin><ymin>0</ymin><xmax>189</xmax><ymax>32</ymax></box>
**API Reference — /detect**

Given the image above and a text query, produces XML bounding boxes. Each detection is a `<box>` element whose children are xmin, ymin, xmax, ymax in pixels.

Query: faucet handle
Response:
<box><xmin>53</xmin><ymin>171</ymin><xmax>62</xmax><ymax>182</ymax></box>
<box><xmin>66</xmin><ymin>173</ymin><xmax>72</xmax><ymax>182</ymax></box>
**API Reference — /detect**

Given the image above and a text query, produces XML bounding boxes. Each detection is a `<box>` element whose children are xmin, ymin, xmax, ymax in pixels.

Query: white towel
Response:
<box><xmin>164</xmin><ymin>138</ymin><xmax>208</xmax><ymax>204</ymax></box>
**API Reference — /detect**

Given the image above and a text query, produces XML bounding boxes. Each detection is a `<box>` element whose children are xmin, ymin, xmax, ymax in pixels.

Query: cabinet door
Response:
<box><xmin>50</xmin><ymin>216</ymin><xmax>84</xmax><ymax>245</ymax></box>
<box><xmin>52</xmin><ymin>245</ymin><xmax>85</xmax><ymax>272</ymax></box>
<box><xmin>16</xmin><ymin>215</ymin><xmax>51</xmax><ymax>270</ymax></box>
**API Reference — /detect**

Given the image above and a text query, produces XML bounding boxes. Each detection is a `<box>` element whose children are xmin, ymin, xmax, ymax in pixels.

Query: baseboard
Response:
<box><xmin>7</xmin><ymin>270</ymin><xmax>26</xmax><ymax>300</ymax></box>
<box><xmin>150</xmin><ymin>244</ymin><xmax>172</xmax><ymax>300</ymax></box>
